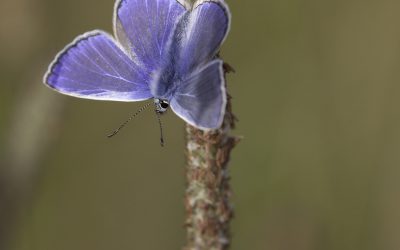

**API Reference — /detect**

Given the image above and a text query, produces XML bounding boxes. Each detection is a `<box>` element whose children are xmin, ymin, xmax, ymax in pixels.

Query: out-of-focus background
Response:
<box><xmin>1</xmin><ymin>0</ymin><xmax>400</xmax><ymax>249</ymax></box>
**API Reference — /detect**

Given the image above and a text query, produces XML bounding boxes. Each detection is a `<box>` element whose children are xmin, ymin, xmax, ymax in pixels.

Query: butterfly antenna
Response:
<box><xmin>107</xmin><ymin>102</ymin><xmax>152</xmax><ymax>138</ymax></box>
<box><xmin>155</xmin><ymin>111</ymin><xmax>165</xmax><ymax>147</ymax></box>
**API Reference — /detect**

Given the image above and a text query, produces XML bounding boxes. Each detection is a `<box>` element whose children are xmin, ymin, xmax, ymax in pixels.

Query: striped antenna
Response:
<box><xmin>107</xmin><ymin>102</ymin><xmax>152</xmax><ymax>138</ymax></box>
<box><xmin>155</xmin><ymin>111</ymin><xmax>165</xmax><ymax>147</ymax></box>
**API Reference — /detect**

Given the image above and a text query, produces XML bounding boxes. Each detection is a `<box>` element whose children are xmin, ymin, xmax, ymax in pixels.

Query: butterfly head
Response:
<box><xmin>154</xmin><ymin>98</ymin><xmax>169</xmax><ymax>114</ymax></box>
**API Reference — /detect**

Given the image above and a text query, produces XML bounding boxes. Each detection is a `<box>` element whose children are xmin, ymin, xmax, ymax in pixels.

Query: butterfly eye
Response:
<box><xmin>160</xmin><ymin>101</ymin><xmax>169</xmax><ymax>109</ymax></box>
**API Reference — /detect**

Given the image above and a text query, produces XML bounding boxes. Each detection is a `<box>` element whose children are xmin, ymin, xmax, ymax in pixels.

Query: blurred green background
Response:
<box><xmin>1</xmin><ymin>0</ymin><xmax>400</xmax><ymax>249</ymax></box>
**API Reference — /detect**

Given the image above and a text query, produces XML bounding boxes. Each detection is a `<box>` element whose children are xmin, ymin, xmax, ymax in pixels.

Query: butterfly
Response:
<box><xmin>43</xmin><ymin>0</ymin><xmax>231</xmax><ymax>144</ymax></box>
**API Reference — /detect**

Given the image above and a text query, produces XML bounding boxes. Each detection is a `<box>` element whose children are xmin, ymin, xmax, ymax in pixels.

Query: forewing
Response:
<box><xmin>177</xmin><ymin>0</ymin><xmax>231</xmax><ymax>75</ymax></box>
<box><xmin>114</xmin><ymin>0</ymin><xmax>188</xmax><ymax>69</ymax></box>
<box><xmin>44</xmin><ymin>30</ymin><xmax>152</xmax><ymax>101</ymax></box>
<box><xmin>170</xmin><ymin>59</ymin><xmax>226</xmax><ymax>129</ymax></box>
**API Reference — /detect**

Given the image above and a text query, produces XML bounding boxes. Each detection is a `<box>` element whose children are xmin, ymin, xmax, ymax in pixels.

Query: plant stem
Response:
<box><xmin>184</xmin><ymin>66</ymin><xmax>239</xmax><ymax>250</ymax></box>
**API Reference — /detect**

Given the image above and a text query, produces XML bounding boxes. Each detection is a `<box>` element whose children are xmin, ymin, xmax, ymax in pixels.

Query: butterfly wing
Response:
<box><xmin>114</xmin><ymin>0</ymin><xmax>188</xmax><ymax>69</ymax></box>
<box><xmin>44</xmin><ymin>30</ymin><xmax>152</xmax><ymax>101</ymax></box>
<box><xmin>177</xmin><ymin>0</ymin><xmax>231</xmax><ymax>75</ymax></box>
<box><xmin>170</xmin><ymin>59</ymin><xmax>226</xmax><ymax>129</ymax></box>
<box><xmin>150</xmin><ymin>0</ymin><xmax>231</xmax><ymax>99</ymax></box>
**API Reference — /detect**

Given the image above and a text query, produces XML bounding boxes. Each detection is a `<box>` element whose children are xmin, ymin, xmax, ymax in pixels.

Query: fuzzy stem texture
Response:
<box><xmin>184</xmin><ymin>64</ymin><xmax>239</xmax><ymax>250</ymax></box>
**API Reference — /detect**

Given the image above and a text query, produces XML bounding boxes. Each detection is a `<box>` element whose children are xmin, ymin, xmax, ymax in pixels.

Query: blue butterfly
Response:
<box><xmin>44</xmin><ymin>0</ymin><xmax>231</xmax><ymax>140</ymax></box>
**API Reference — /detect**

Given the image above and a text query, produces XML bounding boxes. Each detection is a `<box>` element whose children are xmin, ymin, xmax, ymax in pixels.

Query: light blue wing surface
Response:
<box><xmin>150</xmin><ymin>0</ymin><xmax>231</xmax><ymax>99</ymax></box>
<box><xmin>170</xmin><ymin>59</ymin><xmax>226</xmax><ymax>129</ymax></box>
<box><xmin>177</xmin><ymin>0</ymin><xmax>231</xmax><ymax>75</ymax></box>
<box><xmin>114</xmin><ymin>0</ymin><xmax>188</xmax><ymax>70</ymax></box>
<box><xmin>44</xmin><ymin>31</ymin><xmax>152</xmax><ymax>101</ymax></box>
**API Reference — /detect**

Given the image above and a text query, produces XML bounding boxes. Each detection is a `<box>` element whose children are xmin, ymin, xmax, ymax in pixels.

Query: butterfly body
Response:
<box><xmin>44</xmin><ymin>0</ymin><xmax>231</xmax><ymax>130</ymax></box>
